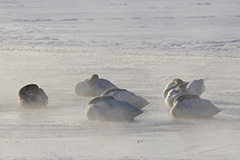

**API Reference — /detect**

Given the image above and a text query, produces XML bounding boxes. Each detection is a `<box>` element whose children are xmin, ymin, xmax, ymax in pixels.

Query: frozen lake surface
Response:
<box><xmin>1</xmin><ymin>0</ymin><xmax>240</xmax><ymax>159</ymax></box>
<box><xmin>1</xmin><ymin>0</ymin><xmax>240</xmax><ymax>56</ymax></box>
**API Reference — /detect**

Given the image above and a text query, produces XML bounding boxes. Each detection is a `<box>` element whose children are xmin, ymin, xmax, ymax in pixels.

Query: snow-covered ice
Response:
<box><xmin>1</xmin><ymin>0</ymin><xmax>240</xmax><ymax>159</ymax></box>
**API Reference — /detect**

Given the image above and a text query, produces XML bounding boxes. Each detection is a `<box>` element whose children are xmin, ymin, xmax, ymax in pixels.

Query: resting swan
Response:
<box><xmin>164</xmin><ymin>79</ymin><xmax>188</xmax><ymax>108</ymax></box>
<box><xmin>75</xmin><ymin>74</ymin><xmax>118</xmax><ymax>97</ymax></box>
<box><xmin>18</xmin><ymin>84</ymin><xmax>48</xmax><ymax>107</ymax></box>
<box><xmin>86</xmin><ymin>96</ymin><xmax>143</xmax><ymax>121</ymax></box>
<box><xmin>169</xmin><ymin>84</ymin><xmax>221</xmax><ymax>119</ymax></box>
<box><xmin>102</xmin><ymin>88</ymin><xmax>149</xmax><ymax>109</ymax></box>
<box><xmin>163</xmin><ymin>79</ymin><xmax>186</xmax><ymax>100</ymax></box>
<box><xmin>163</xmin><ymin>78</ymin><xmax>205</xmax><ymax>108</ymax></box>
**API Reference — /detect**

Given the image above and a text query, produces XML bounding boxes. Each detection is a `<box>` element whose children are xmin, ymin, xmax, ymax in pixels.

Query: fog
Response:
<box><xmin>1</xmin><ymin>49</ymin><xmax>240</xmax><ymax>159</ymax></box>
<box><xmin>1</xmin><ymin>0</ymin><xmax>240</xmax><ymax>159</ymax></box>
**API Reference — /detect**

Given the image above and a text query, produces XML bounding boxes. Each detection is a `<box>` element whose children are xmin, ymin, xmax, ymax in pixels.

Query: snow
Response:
<box><xmin>1</xmin><ymin>0</ymin><xmax>240</xmax><ymax>159</ymax></box>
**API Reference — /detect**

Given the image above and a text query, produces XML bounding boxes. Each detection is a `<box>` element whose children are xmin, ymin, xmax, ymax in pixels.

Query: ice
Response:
<box><xmin>1</xmin><ymin>0</ymin><xmax>240</xmax><ymax>159</ymax></box>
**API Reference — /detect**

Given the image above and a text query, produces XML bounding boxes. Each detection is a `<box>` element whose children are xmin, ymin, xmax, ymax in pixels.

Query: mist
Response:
<box><xmin>1</xmin><ymin>0</ymin><xmax>240</xmax><ymax>159</ymax></box>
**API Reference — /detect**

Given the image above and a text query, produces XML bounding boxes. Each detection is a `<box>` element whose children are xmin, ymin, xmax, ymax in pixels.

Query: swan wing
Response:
<box><xmin>107</xmin><ymin>90</ymin><xmax>149</xmax><ymax>109</ymax></box>
<box><xmin>186</xmin><ymin>79</ymin><xmax>205</xmax><ymax>96</ymax></box>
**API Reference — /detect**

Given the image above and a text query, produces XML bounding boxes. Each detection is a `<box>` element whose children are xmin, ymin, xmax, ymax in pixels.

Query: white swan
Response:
<box><xmin>102</xmin><ymin>88</ymin><xmax>149</xmax><ymax>109</ymax></box>
<box><xmin>170</xmin><ymin>94</ymin><xmax>221</xmax><ymax>119</ymax></box>
<box><xmin>164</xmin><ymin>79</ymin><xmax>189</xmax><ymax>108</ymax></box>
<box><xmin>18</xmin><ymin>84</ymin><xmax>48</xmax><ymax>107</ymax></box>
<box><xmin>86</xmin><ymin>96</ymin><xmax>143</xmax><ymax>121</ymax></box>
<box><xmin>75</xmin><ymin>74</ymin><xmax>118</xmax><ymax>97</ymax></box>
<box><xmin>167</xmin><ymin>83</ymin><xmax>220</xmax><ymax>119</ymax></box>
<box><xmin>163</xmin><ymin>79</ymin><xmax>186</xmax><ymax>100</ymax></box>
<box><xmin>163</xmin><ymin>79</ymin><xmax>206</xmax><ymax>108</ymax></box>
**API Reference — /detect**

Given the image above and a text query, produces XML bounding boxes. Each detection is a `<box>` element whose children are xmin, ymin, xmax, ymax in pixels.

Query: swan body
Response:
<box><xmin>86</xmin><ymin>96</ymin><xmax>143</xmax><ymax>121</ymax></box>
<box><xmin>102</xmin><ymin>88</ymin><xmax>149</xmax><ymax>109</ymax></box>
<box><xmin>170</xmin><ymin>94</ymin><xmax>221</xmax><ymax>119</ymax></box>
<box><xmin>75</xmin><ymin>74</ymin><xmax>117</xmax><ymax>97</ymax></box>
<box><xmin>18</xmin><ymin>84</ymin><xmax>48</xmax><ymax>107</ymax></box>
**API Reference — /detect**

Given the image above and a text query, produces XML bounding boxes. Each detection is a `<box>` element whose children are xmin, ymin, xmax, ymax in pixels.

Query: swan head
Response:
<box><xmin>175</xmin><ymin>82</ymin><xmax>190</xmax><ymax>92</ymax></box>
<box><xmin>170</xmin><ymin>78</ymin><xmax>188</xmax><ymax>89</ymax></box>
<box><xmin>88</xmin><ymin>74</ymin><xmax>99</xmax><ymax>86</ymax></box>
<box><xmin>172</xmin><ymin>78</ymin><xmax>184</xmax><ymax>85</ymax></box>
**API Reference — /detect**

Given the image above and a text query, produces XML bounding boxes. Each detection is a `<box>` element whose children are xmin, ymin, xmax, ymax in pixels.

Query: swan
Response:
<box><xmin>163</xmin><ymin>79</ymin><xmax>186</xmax><ymax>100</ymax></box>
<box><xmin>163</xmin><ymin>78</ymin><xmax>206</xmax><ymax>108</ymax></box>
<box><xmin>75</xmin><ymin>74</ymin><xmax>118</xmax><ymax>97</ymax></box>
<box><xmin>18</xmin><ymin>84</ymin><xmax>48</xmax><ymax>107</ymax></box>
<box><xmin>102</xmin><ymin>88</ymin><xmax>149</xmax><ymax>109</ymax></box>
<box><xmin>86</xmin><ymin>96</ymin><xmax>143</xmax><ymax>121</ymax></box>
<box><xmin>164</xmin><ymin>79</ymin><xmax>189</xmax><ymax>108</ymax></box>
<box><xmin>169</xmin><ymin>85</ymin><xmax>221</xmax><ymax>119</ymax></box>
